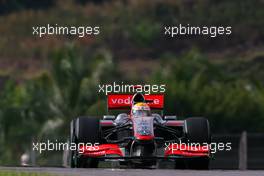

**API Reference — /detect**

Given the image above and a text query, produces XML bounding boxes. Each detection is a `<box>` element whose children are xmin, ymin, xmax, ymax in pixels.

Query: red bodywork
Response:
<box><xmin>165</xmin><ymin>144</ymin><xmax>210</xmax><ymax>157</ymax></box>
<box><xmin>79</xmin><ymin>144</ymin><xmax>124</xmax><ymax>157</ymax></box>
<box><xmin>80</xmin><ymin>142</ymin><xmax>209</xmax><ymax>158</ymax></box>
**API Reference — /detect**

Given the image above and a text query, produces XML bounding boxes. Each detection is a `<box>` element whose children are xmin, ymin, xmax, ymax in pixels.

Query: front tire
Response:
<box><xmin>71</xmin><ymin>117</ymin><xmax>102</xmax><ymax>168</ymax></box>
<box><xmin>184</xmin><ymin>117</ymin><xmax>211</xmax><ymax>170</ymax></box>
<box><xmin>186</xmin><ymin>157</ymin><xmax>209</xmax><ymax>170</ymax></box>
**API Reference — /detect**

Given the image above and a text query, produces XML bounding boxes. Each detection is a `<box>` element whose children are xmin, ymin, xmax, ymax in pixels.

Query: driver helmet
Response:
<box><xmin>132</xmin><ymin>102</ymin><xmax>151</xmax><ymax>116</ymax></box>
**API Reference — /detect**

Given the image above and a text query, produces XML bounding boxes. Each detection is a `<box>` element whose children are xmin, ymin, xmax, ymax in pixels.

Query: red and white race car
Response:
<box><xmin>69</xmin><ymin>93</ymin><xmax>211</xmax><ymax>169</ymax></box>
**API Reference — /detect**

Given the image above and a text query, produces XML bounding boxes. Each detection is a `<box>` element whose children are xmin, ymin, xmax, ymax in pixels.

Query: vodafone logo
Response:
<box><xmin>108</xmin><ymin>94</ymin><xmax>164</xmax><ymax>109</ymax></box>
<box><xmin>111</xmin><ymin>97</ymin><xmax>132</xmax><ymax>105</ymax></box>
<box><xmin>111</xmin><ymin>97</ymin><xmax>161</xmax><ymax>105</ymax></box>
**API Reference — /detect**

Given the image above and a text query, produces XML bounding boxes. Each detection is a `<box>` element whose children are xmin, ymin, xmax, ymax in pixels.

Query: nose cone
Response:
<box><xmin>133</xmin><ymin>117</ymin><xmax>154</xmax><ymax>140</ymax></box>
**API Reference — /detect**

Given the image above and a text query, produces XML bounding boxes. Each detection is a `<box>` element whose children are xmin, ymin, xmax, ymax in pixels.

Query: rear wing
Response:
<box><xmin>107</xmin><ymin>94</ymin><xmax>164</xmax><ymax>110</ymax></box>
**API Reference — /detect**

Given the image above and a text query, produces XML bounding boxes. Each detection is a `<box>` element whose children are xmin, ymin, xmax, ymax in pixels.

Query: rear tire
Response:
<box><xmin>184</xmin><ymin>117</ymin><xmax>211</xmax><ymax>170</ymax></box>
<box><xmin>72</xmin><ymin>117</ymin><xmax>102</xmax><ymax>168</ymax></box>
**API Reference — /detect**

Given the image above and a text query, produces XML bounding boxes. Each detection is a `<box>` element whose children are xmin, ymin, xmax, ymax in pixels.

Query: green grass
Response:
<box><xmin>0</xmin><ymin>171</ymin><xmax>56</xmax><ymax>176</ymax></box>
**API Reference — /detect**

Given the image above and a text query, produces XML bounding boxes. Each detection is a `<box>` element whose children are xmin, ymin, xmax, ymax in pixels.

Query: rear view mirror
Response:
<box><xmin>103</xmin><ymin>115</ymin><xmax>116</xmax><ymax>120</ymax></box>
<box><xmin>164</xmin><ymin>116</ymin><xmax>177</xmax><ymax>120</ymax></box>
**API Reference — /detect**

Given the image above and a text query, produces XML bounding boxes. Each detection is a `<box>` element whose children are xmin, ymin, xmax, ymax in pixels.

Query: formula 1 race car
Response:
<box><xmin>69</xmin><ymin>93</ymin><xmax>211</xmax><ymax>169</ymax></box>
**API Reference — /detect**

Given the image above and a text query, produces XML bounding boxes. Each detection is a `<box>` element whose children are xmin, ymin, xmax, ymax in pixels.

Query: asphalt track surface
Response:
<box><xmin>0</xmin><ymin>167</ymin><xmax>264</xmax><ymax>176</ymax></box>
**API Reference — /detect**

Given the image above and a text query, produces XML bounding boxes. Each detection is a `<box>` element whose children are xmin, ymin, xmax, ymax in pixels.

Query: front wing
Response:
<box><xmin>78</xmin><ymin>143</ymin><xmax>210</xmax><ymax>160</ymax></box>
<box><xmin>94</xmin><ymin>120</ymin><xmax>210</xmax><ymax>160</ymax></box>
